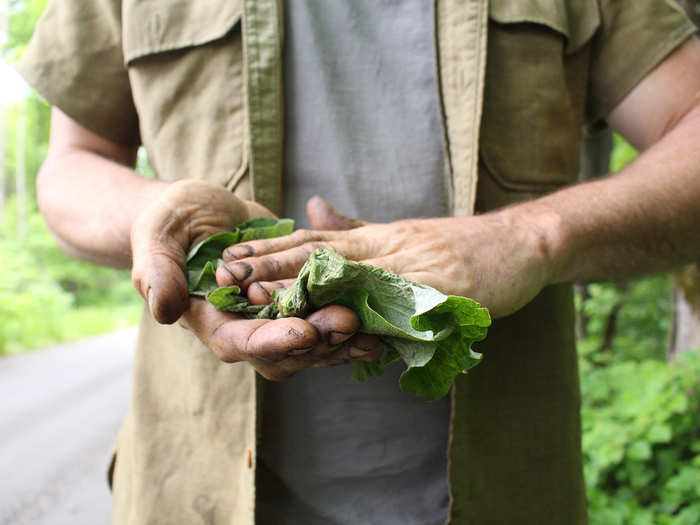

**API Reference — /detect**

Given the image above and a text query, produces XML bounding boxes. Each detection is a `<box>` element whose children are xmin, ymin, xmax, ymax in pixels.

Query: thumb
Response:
<box><xmin>306</xmin><ymin>196</ymin><xmax>366</xmax><ymax>231</ymax></box>
<box><xmin>130</xmin><ymin>203</ymin><xmax>190</xmax><ymax>325</ymax></box>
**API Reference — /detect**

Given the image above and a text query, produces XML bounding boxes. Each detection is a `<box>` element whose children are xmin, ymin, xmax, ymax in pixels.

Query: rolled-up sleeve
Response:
<box><xmin>16</xmin><ymin>0</ymin><xmax>140</xmax><ymax>146</ymax></box>
<box><xmin>588</xmin><ymin>0</ymin><xmax>697</xmax><ymax>123</ymax></box>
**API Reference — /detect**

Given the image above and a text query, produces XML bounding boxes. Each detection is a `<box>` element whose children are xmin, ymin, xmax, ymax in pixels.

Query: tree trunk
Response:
<box><xmin>15</xmin><ymin>99</ymin><xmax>26</xmax><ymax>238</ymax></box>
<box><xmin>668</xmin><ymin>0</ymin><xmax>700</xmax><ymax>361</ymax></box>
<box><xmin>0</xmin><ymin>102</ymin><xmax>6</xmax><ymax>224</ymax></box>
<box><xmin>575</xmin><ymin>122</ymin><xmax>613</xmax><ymax>341</ymax></box>
<box><xmin>669</xmin><ymin>265</ymin><xmax>700</xmax><ymax>360</ymax></box>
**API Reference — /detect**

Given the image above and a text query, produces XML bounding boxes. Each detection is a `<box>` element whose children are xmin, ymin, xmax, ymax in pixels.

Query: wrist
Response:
<box><xmin>497</xmin><ymin>201</ymin><xmax>568</xmax><ymax>286</ymax></box>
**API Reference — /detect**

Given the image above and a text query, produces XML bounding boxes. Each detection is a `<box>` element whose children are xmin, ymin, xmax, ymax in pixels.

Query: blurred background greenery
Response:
<box><xmin>1</xmin><ymin>1</ymin><xmax>699</xmax><ymax>523</ymax></box>
<box><xmin>1</xmin><ymin>0</ymin><xmax>144</xmax><ymax>355</ymax></box>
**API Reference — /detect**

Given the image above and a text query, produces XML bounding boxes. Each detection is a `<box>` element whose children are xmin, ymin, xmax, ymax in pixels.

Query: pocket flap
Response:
<box><xmin>123</xmin><ymin>0</ymin><xmax>243</xmax><ymax>64</ymax></box>
<box><xmin>489</xmin><ymin>0</ymin><xmax>599</xmax><ymax>54</ymax></box>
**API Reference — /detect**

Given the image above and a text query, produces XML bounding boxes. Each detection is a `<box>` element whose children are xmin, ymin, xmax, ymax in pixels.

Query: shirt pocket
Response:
<box><xmin>122</xmin><ymin>0</ymin><xmax>248</xmax><ymax>190</ymax></box>
<box><xmin>479</xmin><ymin>0</ymin><xmax>600</xmax><ymax>193</ymax></box>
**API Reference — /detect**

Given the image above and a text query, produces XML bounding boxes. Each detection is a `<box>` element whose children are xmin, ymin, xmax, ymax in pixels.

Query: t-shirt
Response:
<box><xmin>258</xmin><ymin>1</ymin><xmax>451</xmax><ymax>524</ymax></box>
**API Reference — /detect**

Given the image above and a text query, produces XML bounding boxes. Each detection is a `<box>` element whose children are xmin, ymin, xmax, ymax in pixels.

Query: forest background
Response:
<box><xmin>1</xmin><ymin>1</ymin><xmax>699</xmax><ymax>523</ymax></box>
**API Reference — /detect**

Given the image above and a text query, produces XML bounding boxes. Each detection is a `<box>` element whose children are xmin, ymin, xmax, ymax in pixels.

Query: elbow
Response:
<box><xmin>34</xmin><ymin>154</ymin><xmax>82</xmax><ymax>260</ymax></box>
<box><xmin>35</xmin><ymin>155</ymin><xmax>63</xmax><ymax>235</ymax></box>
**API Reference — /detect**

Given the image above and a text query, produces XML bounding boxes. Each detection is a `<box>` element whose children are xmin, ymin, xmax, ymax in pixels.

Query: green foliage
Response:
<box><xmin>0</xmin><ymin>197</ymin><xmax>141</xmax><ymax>355</ymax></box>
<box><xmin>579</xmin><ymin>278</ymin><xmax>700</xmax><ymax>524</ymax></box>
<box><xmin>1</xmin><ymin>1</ymin><xmax>142</xmax><ymax>355</ymax></box>
<box><xmin>578</xmin><ymin>134</ymin><xmax>699</xmax><ymax>523</ymax></box>
<box><xmin>2</xmin><ymin>95</ymin><xmax>51</xmax><ymax>195</ymax></box>
<box><xmin>577</xmin><ymin>276</ymin><xmax>673</xmax><ymax>364</ymax></box>
<box><xmin>275</xmin><ymin>248</ymin><xmax>489</xmax><ymax>400</ymax></box>
<box><xmin>610</xmin><ymin>133</ymin><xmax>639</xmax><ymax>173</ymax></box>
<box><xmin>581</xmin><ymin>352</ymin><xmax>700</xmax><ymax>525</ymax></box>
<box><xmin>136</xmin><ymin>147</ymin><xmax>155</xmax><ymax>179</ymax></box>
<box><xmin>3</xmin><ymin>0</ymin><xmax>49</xmax><ymax>60</ymax></box>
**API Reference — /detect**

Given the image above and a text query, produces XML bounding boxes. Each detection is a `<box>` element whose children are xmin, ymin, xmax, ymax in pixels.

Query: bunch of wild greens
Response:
<box><xmin>187</xmin><ymin>218</ymin><xmax>491</xmax><ymax>400</ymax></box>
<box><xmin>187</xmin><ymin>218</ymin><xmax>295</xmax><ymax>315</ymax></box>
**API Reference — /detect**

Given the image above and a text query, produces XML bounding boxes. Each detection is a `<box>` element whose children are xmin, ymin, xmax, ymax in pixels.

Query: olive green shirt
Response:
<box><xmin>17</xmin><ymin>1</ymin><xmax>695</xmax><ymax>524</ymax></box>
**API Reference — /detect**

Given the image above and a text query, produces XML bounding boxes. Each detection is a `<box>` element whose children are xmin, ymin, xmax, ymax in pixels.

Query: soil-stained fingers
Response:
<box><xmin>216</xmin><ymin>241</ymin><xmax>343</xmax><ymax>290</ymax></box>
<box><xmin>222</xmin><ymin>229</ymin><xmax>329</xmax><ymax>261</ymax></box>
<box><xmin>182</xmin><ymin>298</ymin><xmax>320</xmax><ymax>363</ymax></box>
<box><xmin>246</xmin><ymin>280</ymin><xmax>294</xmax><ymax>305</ymax></box>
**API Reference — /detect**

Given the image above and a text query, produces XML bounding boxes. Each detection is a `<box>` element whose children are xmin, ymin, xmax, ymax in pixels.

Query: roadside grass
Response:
<box><xmin>1</xmin><ymin>301</ymin><xmax>142</xmax><ymax>355</ymax></box>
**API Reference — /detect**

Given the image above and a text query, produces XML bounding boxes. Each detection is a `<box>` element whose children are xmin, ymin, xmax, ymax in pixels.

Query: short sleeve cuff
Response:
<box><xmin>15</xmin><ymin>0</ymin><xmax>140</xmax><ymax>147</ymax></box>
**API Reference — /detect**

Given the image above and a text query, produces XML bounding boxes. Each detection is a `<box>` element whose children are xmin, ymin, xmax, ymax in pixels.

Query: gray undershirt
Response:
<box><xmin>258</xmin><ymin>2</ymin><xmax>450</xmax><ymax>524</ymax></box>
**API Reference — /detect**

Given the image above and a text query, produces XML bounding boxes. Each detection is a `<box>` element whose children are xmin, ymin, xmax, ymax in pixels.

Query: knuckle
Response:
<box><xmin>307</xmin><ymin>241</ymin><xmax>327</xmax><ymax>253</ymax></box>
<box><xmin>208</xmin><ymin>322</ymin><xmax>241</xmax><ymax>362</ymax></box>
<box><xmin>253</xmin><ymin>239</ymin><xmax>271</xmax><ymax>253</ymax></box>
<box><xmin>261</xmin><ymin>255</ymin><xmax>283</xmax><ymax>276</ymax></box>
<box><xmin>292</xmin><ymin>228</ymin><xmax>314</xmax><ymax>243</ymax></box>
<box><xmin>393</xmin><ymin>220</ymin><xmax>419</xmax><ymax>236</ymax></box>
<box><xmin>271</xmin><ymin>256</ymin><xmax>284</xmax><ymax>274</ymax></box>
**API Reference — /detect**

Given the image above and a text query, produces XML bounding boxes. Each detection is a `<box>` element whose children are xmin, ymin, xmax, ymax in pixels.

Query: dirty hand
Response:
<box><xmin>217</xmin><ymin>196</ymin><xmax>558</xmax><ymax>318</ymax></box>
<box><xmin>130</xmin><ymin>181</ymin><xmax>381</xmax><ymax>380</ymax></box>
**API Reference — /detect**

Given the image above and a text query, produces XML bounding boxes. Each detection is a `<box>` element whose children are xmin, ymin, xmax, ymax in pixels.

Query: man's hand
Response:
<box><xmin>130</xmin><ymin>181</ymin><xmax>381</xmax><ymax>380</ymax></box>
<box><xmin>180</xmin><ymin>300</ymin><xmax>382</xmax><ymax>380</ymax></box>
<box><xmin>130</xmin><ymin>179</ymin><xmax>272</xmax><ymax>324</ymax></box>
<box><xmin>217</xmin><ymin>197</ymin><xmax>559</xmax><ymax>318</ymax></box>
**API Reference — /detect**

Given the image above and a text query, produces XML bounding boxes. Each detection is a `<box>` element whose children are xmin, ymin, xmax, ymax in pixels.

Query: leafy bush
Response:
<box><xmin>581</xmin><ymin>353</ymin><xmax>700</xmax><ymax>525</ymax></box>
<box><xmin>0</xmin><ymin>197</ymin><xmax>141</xmax><ymax>355</ymax></box>
<box><xmin>577</xmin><ymin>134</ymin><xmax>699</xmax><ymax>523</ymax></box>
<box><xmin>578</xmin><ymin>276</ymin><xmax>700</xmax><ymax>524</ymax></box>
<box><xmin>577</xmin><ymin>276</ymin><xmax>673</xmax><ymax>364</ymax></box>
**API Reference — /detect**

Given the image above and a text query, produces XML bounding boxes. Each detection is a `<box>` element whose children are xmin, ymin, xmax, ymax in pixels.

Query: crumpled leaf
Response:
<box><xmin>186</xmin><ymin>219</ymin><xmax>491</xmax><ymax>400</ymax></box>
<box><xmin>187</xmin><ymin>217</ymin><xmax>294</xmax><ymax>272</ymax></box>
<box><xmin>186</xmin><ymin>218</ymin><xmax>294</xmax><ymax>311</ymax></box>
<box><xmin>272</xmin><ymin>249</ymin><xmax>490</xmax><ymax>400</ymax></box>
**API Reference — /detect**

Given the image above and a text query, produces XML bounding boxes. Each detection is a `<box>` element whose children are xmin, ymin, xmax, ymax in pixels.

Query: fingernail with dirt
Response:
<box><xmin>226</xmin><ymin>244</ymin><xmax>255</xmax><ymax>260</ymax></box>
<box><xmin>254</xmin><ymin>282</ymin><xmax>272</xmax><ymax>300</ymax></box>
<box><xmin>228</xmin><ymin>261</ymin><xmax>253</xmax><ymax>282</ymax></box>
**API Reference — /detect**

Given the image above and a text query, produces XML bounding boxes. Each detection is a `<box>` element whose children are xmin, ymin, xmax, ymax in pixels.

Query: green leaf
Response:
<box><xmin>353</xmin><ymin>361</ymin><xmax>384</xmax><ymax>382</ymax></box>
<box><xmin>187</xmin><ymin>232</ymin><xmax>241</xmax><ymax>269</ymax></box>
<box><xmin>238</xmin><ymin>217</ymin><xmax>294</xmax><ymax>241</ymax></box>
<box><xmin>186</xmin><ymin>219</ymin><xmax>295</xmax><ymax>314</ymax></box>
<box><xmin>187</xmin><ymin>260</ymin><xmax>220</xmax><ymax>296</ymax></box>
<box><xmin>648</xmin><ymin>423</ymin><xmax>672</xmax><ymax>444</ymax></box>
<box><xmin>206</xmin><ymin>285</ymin><xmax>244</xmax><ymax>309</ymax></box>
<box><xmin>274</xmin><ymin>249</ymin><xmax>490</xmax><ymax>400</ymax></box>
<box><xmin>186</xmin><ymin>223</ymin><xmax>490</xmax><ymax>400</ymax></box>
<box><xmin>627</xmin><ymin>440</ymin><xmax>652</xmax><ymax>461</ymax></box>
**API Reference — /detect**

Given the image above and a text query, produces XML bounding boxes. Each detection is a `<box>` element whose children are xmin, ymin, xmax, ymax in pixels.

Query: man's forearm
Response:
<box><xmin>514</xmin><ymin>104</ymin><xmax>700</xmax><ymax>286</ymax></box>
<box><xmin>37</xmin><ymin>148</ymin><xmax>168</xmax><ymax>268</ymax></box>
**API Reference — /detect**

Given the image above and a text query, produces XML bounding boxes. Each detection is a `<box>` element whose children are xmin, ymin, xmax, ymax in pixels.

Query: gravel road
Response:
<box><xmin>0</xmin><ymin>328</ymin><xmax>136</xmax><ymax>525</ymax></box>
